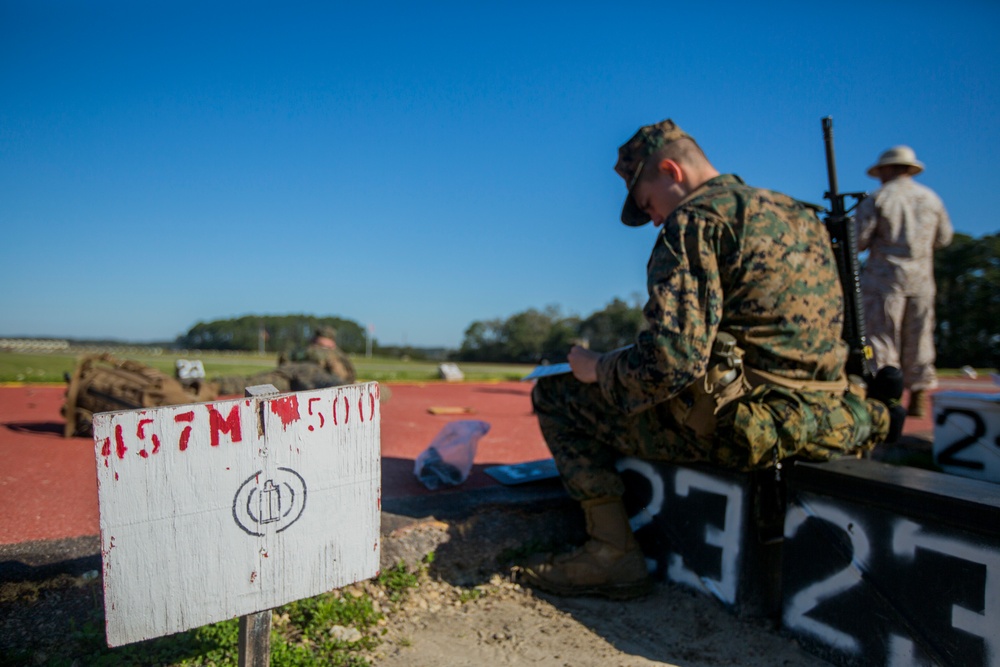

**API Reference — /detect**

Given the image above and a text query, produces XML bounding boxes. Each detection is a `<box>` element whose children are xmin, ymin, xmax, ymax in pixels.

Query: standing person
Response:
<box><xmin>856</xmin><ymin>146</ymin><xmax>953</xmax><ymax>417</ymax></box>
<box><xmin>517</xmin><ymin>118</ymin><xmax>896</xmax><ymax>600</ymax></box>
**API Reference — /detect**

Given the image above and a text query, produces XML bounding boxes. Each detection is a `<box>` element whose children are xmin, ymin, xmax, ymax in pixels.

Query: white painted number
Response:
<box><xmin>892</xmin><ymin>520</ymin><xmax>999</xmax><ymax>667</ymax></box>
<box><xmin>783</xmin><ymin>501</ymin><xmax>870</xmax><ymax>654</ymax></box>
<box><xmin>666</xmin><ymin>468</ymin><xmax>743</xmax><ymax>605</ymax></box>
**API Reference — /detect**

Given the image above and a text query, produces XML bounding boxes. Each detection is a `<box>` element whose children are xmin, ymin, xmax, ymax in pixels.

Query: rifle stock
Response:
<box><xmin>821</xmin><ymin>116</ymin><xmax>876</xmax><ymax>381</ymax></box>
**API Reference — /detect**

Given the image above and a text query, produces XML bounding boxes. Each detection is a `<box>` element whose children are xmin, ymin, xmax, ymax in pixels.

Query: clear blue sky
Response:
<box><xmin>2</xmin><ymin>1</ymin><xmax>998</xmax><ymax>349</ymax></box>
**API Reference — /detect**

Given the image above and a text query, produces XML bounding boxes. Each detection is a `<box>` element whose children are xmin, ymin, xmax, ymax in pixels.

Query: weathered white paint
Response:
<box><xmin>784</xmin><ymin>502</ymin><xmax>1000</xmax><ymax>665</ymax></box>
<box><xmin>666</xmin><ymin>468</ymin><xmax>743</xmax><ymax>605</ymax></box>
<box><xmin>93</xmin><ymin>383</ymin><xmax>381</xmax><ymax>647</ymax></box>
<box><xmin>615</xmin><ymin>458</ymin><xmax>664</xmax><ymax>532</ymax></box>
<box><xmin>887</xmin><ymin>634</ymin><xmax>935</xmax><ymax>667</ymax></box>
<box><xmin>893</xmin><ymin>519</ymin><xmax>1000</xmax><ymax>667</ymax></box>
<box><xmin>616</xmin><ymin>459</ymin><xmax>746</xmax><ymax>604</ymax></box>
<box><xmin>783</xmin><ymin>500</ymin><xmax>870</xmax><ymax>654</ymax></box>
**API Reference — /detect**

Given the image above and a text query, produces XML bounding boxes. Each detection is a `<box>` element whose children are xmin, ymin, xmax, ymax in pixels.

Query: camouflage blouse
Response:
<box><xmin>855</xmin><ymin>176</ymin><xmax>953</xmax><ymax>297</ymax></box>
<box><xmin>596</xmin><ymin>174</ymin><xmax>848</xmax><ymax>415</ymax></box>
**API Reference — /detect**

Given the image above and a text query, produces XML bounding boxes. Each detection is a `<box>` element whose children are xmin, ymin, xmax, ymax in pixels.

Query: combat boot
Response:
<box><xmin>517</xmin><ymin>496</ymin><xmax>652</xmax><ymax>599</ymax></box>
<box><xmin>908</xmin><ymin>390</ymin><xmax>928</xmax><ymax>417</ymax></box>
<box><xmin>869</xmin><ymin>366</ymin><xmax>906</xmax><ymax>443</ymax></box>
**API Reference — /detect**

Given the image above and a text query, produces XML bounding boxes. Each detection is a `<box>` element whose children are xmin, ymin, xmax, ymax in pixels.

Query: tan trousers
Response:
<box><xmin>863</xmin><ymin>290</ymin><xmax>938</xmax><ymax>392</ymax></box>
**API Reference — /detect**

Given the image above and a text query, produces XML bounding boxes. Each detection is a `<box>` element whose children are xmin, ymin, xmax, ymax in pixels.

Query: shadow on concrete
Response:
<box><xmin>0</xmin><ymin>536</ymin><xmax>100</xmax><ymax>583</ymax></box>
<box><xmin>381</xmin><ymin>456</ymin><xmax>553</xmax><ymax>502</ymax></box>
<box><xmin>4</xmin><ymin>421</ymin><xmax>64</xmax><ymax>437</ymax></box>
<box><xmin>379</xmin><ymin>472</ymin><xmax>584</xmax><ymax>588</ymax></box>
<box><xmin>870</xmin><ymin>433</ymin><xmax>936</xmax><ymax>469</ymax></box>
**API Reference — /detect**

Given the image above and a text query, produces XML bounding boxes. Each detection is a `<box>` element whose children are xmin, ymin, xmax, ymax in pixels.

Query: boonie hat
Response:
<box><xmin>867</xmin><ymin>145</ymin><xmax>925</xmax><ymax>177</ymax></box>
<box><xmin>615</xmin><ymin>119</ymin><xmax>693</xmax><ymax>226</ymax></box>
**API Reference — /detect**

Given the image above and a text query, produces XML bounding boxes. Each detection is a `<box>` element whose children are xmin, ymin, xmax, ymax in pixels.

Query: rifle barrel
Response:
<box><xmin>820</xmin><ymin>116</ymin><xmax>875</xmax><ymax>381</ymax></box>
<box><xmin>822</xmin><ymin>116</ymin><xmax>840</xmax><ymax>206</ymax></box>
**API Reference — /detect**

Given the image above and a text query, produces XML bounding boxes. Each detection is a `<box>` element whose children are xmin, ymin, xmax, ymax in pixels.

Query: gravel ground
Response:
<box><xmin>0</xmin><ymin>504</ymin><xmax>832</xmax><ymax>666</ymax></box>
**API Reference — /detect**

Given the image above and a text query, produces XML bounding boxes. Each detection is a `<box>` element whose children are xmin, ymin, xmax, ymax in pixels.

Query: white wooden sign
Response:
<box><xmin>93</xmin><ymin>382</ymin><xmax>382</xmax><ymax>647</ymax></box>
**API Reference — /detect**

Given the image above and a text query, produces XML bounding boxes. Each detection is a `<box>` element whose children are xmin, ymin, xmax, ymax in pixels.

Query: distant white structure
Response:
<box><xmin>438</xmin><ymin>363</ymin><xmax>464</xmax><ymax>381</ymax></box>
<box><xmin>0</xmin><ymin>338</ymin><xmax>70</xmax><ymax>352</ymax></box>
<box><xmin>175</xmin><ymin>359</ymin><xmax>206</xmax><ymax>380</ymax></box>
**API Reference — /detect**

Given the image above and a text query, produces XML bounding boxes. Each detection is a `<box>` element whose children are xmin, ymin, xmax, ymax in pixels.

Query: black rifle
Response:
<box><xmin>821</xmin><ymin>116</ymin><xmax>876</xmax><ymax>382</ymax></box>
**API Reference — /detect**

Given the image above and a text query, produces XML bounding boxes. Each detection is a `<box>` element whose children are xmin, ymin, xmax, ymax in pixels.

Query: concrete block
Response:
<box><xmin>932</xmin><ymin>391</ymin><xmax>1000</xmax><ymax>483</ymax></box>
<box><xmin>617</xmin><ymin>458</ymin><xmax>784</xmax><ymax>617</ymax></box>
<box><xmin>782</xmin><ymin>458</ymin><xmax>1000</xmax><ymax>667</ymax></box>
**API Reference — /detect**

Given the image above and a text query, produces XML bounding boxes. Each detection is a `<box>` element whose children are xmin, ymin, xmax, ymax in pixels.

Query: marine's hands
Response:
<box><xmin>567</xmin><ymin>345</ymin><xmax>600</xmax><ymax>384</ymax></box>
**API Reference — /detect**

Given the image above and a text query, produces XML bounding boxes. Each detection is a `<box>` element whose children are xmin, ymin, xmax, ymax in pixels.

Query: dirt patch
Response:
<box><xmin>372</xmin><ymin>506</ymin><xmax>829</xmax><ymax>667</ymax></box>
<box><xmin>0</xmin><ymin>567</ymin><xmax>828</xmax><ymax>667</ymax></box>
<box><xmin>371</xmin><ymin>574</ymin><xmax>827</xmax><ymax>667</ymax></box>
<box><xmin>1</xmin><ymin>506</ymin><xmax>831</xmax><ymax>666</ymax></box>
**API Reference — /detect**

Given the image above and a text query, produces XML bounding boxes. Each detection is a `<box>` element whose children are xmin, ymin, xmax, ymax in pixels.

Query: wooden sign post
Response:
<box><xmin>238</xmin><ymin>384</ymin><xmax>279</xmax><ymax>667</ymax></box>
<box><xmin>93</xmin><ymin>382</ymin><xmax>382</xmax><ymax>649</ymax></box>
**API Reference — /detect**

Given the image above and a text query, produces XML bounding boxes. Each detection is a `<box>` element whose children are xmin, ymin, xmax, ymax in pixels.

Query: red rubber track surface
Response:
<box><xmin>0</xmin><ymin>382</ymin><xmax>549</xmax><ymax>544</ymax></box>
<box><xmin>0</xmin><ymin>378</ymin><xmax>992</xmax><ymax>545</ymax></box>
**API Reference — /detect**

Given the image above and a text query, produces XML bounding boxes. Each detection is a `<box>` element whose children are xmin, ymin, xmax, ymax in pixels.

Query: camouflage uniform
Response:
<box><xmin>213</xmin><ymin>363</ymin><xmax>346</xmax><ymax>396</ymax></box>
<box><xmin>213</xmin><ymin>345</ymin><xmax>354</xmax><ymax>397</ymax></box>
<box><xmin>856</xmin><ymin>177</ymin><xmax>953</xmax><ymax>392</ymax></box>
<box><xmin>214</xmin><ymin>327</ymin><xmax>357</xmax><ymax>397</ymax></box>
<box><xmin>534</xmin><ymin>172</ymin><xmax>889</xmax><ymax>501</ymax></box>
<box><xmin>289</xmin><ymin>343</ymin><xmax>357</xmax><ymax>384</ymax></box>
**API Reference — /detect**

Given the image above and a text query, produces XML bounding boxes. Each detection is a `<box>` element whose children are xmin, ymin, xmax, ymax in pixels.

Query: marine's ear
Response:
<box><xmin>657</xmin><ymin>158</ymin><xmax>683</xmax><ymax>183</ymax></box>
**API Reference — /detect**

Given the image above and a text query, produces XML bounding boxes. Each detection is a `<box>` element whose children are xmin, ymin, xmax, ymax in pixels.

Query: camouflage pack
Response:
<box><xmin>62</xmin><ymin>353</ymin><xmax>217</xmax><ymax>437</ymax></box>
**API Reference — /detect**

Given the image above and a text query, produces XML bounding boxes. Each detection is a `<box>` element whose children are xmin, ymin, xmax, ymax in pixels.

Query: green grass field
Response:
<box><xmin>1</xmin><ymin>348</ymin><xmax>985</xmax><ymax>387</ymax></box>
<box><xmin>0</xmin><ymin>349</ymin><xmax>535</xmax><ymax>384</ymax></box>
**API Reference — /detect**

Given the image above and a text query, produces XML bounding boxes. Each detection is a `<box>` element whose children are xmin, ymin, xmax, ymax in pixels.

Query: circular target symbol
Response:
<box><xmin>233</xmin><ymin>467</ymin><xmax>307</xmax><ymax>536</ymax></box>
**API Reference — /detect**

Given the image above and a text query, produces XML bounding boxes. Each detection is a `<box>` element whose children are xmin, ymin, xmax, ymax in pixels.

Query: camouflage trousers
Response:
<box><xmin>532</xmin><ymin>374</ymin><xmax>889</xmax><ymax>501</ymax></box>
<box><xmin>863</xmin><ymin>289</ymin><xmax>939</xmax><ymax>392</ymax></box>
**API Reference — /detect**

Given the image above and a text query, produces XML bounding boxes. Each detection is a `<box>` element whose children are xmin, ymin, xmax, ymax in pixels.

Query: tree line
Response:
<box><xmin>455</xmin><ymin>299</ymin><xmax>643</xmax><ymax>364</ymax></box>
<box><xmin>176</xmin><ymin>315</ymin><xmax>367</xmax><ymax>355</ymax></box>
<box><xmin>455</xmin><ymin>232</ymin><xmax>999</xmax><ymax>369</ymax></box>
<box><xmin>174</xmin><ymin>233</ymin><xmax>998</xmax><ymax>369</ymax></box>
<box><xmin>934</xmin><ymin>232</ymin><xmax>999</xmax><ymax>369</ymax></box>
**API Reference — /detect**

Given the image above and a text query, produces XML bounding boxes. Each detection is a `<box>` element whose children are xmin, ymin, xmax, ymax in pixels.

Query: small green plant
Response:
<box><xmin>278</xmin><ymin>590</ymin><xmax>380</xmax><ymax>643</ymax></box>
<box><xmin>269</xmin><ymin>589</ymin><xmax>381</xmax><ymax>666</ymax></box>
<box><xmin>458</xmin><ymin>587</ymin><xmax>484</xmax><ymax>604</ymax></box>
<box><xmin>7</xmin><ymin>565</ymin><xmax>435</xmax><ymax>667</ymax></box>
<box><xmin>375</xmin><ymin>561</ymin><xmax>421</xmax><ymax>603</ymax></box>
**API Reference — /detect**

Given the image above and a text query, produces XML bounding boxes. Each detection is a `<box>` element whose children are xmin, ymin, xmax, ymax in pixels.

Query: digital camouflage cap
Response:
<box><xmin>314</xmin><ymin>327</ymin><xmax>338</xmax><ymax>340</ymax></box>
<box><xmin>615</xmin><ymin>119</ymin><xmax>693</xmax><ymax>226</ymax></box>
